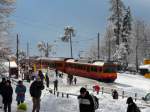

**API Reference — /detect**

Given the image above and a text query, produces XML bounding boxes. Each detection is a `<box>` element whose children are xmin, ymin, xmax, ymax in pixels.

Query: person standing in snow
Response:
<box><xmin>112</xmin><ymin>89</ymin><xmax>118</xmax><ymax>99</ymax></box>
<box><xmin>93</xmin><ymin>84</ymin><xmax>100</xmax><ymax>95</ymax></box>
<box><xmin>30</xmin><ymin>76</ymin><xmax>44</xmax><ymax>112</ymax></box>
<box><xmin>0</xmin><ymin>77</ymin><xmax>6</xmax><ymax>108</ymax></box>
<box><xmin>45</xmin><ymin>72</ymin><xmax>49</xmax><ymax>88</ymax></box>
<box><xmin>126</xmin><ymin>97</ymin><xmax>141</xmax><ymax>112</ymax></box>
<box><xmin>38</xmin><ymin>70</ymin><xmax>44</xmax><ymax>81</ymax></box>
<box><xmin>53</xmin><ymin>79</ymin><xmax>58</xmax><ymax>91</ymax></box>
<box><xmin>1</xmin><ymin>80</ymin><xmax>13</xmax><ymax>112</ymax></box>
<box><xmin>15</xmin><ymin>80</ymin><xmax>26</xmax><ymax>105</ymax></box>
<box><xmin>78</xmin><ymin>87</ymin><xmax>95</xmax><ymax>112</ymax></box>
<box><xmin>74</xmin><ymin>77</ymin><xmax>77</xmax><ymax>85</ymax></box>
<box><xmin>55</xmin><ymin>69</ymin><xmax>58</xmax><ymax>77</ymax></box>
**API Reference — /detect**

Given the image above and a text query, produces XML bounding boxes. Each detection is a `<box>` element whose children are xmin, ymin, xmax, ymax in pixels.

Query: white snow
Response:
<box><xmin>3</xmin><ymin>61</ymin><xmax>18</xmax><ymax>68</ymax></box>
<box><xmin>1</xmin><ymin>71</ymin><xmax>150</xmax><ymax>112</ymax></box>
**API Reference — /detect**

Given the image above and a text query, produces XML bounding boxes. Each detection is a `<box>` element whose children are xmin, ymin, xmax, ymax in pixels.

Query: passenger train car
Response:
<box><xmin>34</xmin><ymin>57</ymin><xmax>117</xmax><ymax>82</ymax></box>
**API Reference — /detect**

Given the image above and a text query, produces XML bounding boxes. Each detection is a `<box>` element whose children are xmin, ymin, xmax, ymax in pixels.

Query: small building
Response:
<box><xmin>3</xmin><ymin>61</ymin><xmax>18</xmax><ymax>78</ymax></box>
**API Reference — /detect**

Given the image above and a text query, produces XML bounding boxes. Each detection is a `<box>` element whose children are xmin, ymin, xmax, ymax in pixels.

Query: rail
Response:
<box><xmin>45</xmin><ymin>86</ymin><xmax>142</xmax><ymax>101</ymax></box>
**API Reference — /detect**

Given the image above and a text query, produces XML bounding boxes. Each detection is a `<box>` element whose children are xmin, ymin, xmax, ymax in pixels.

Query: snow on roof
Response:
<box><xmin>139</xmin><ymin>64</ymin><xmax>150</xmax><ymax>70</ymax></box>
<box><xmin>37</xmin><ymin>57</ymin><xmax>69</xmax><ymax>61</ymax></box>
<box><xmin>3</xmin><ymin>61</ymin><xmax>17</xmax><ymax>68</ymax></box>
<box><xmin>92</xmin><ymin>61</ymin><xmax>104</xmax><ymax>66</ymax></box>
<box><xmin>66</xmin><ymin>59</ymin><xmax>75</xmax><ymax>62</ymax></box>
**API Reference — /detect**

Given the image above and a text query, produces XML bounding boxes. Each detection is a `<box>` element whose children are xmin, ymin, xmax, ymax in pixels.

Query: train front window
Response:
<box><xmin>103</xmin><ymin>66</ymin><xmax>117</xmax><ymax>73</ymax></box>
<box><xmin>139</xmin><ymin>69</ymin><xmax>149</xmax><ymax>75</ymax></box>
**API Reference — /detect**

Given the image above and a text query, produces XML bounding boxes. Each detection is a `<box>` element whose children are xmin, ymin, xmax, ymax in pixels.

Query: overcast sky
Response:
<box><xmin>10</xmin><ymin>0</ymin><xmax>150</xmax><ymax>58</ymax></box>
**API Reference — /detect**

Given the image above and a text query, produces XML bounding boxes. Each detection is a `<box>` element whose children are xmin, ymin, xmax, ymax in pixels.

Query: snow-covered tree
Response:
<box><xmin>87</xmin><ymin>44</ymin><xmax>98</xmax><ymax>60</ymax></box>
<box><xmin>129</xmin><ymin>20</ymin><xmax>150</xmax><ymax>71</ymax></box>
<box><xmin>0</xmin><ymin>0</ymin><xmax>15</xmax><ymax>58</ymax></box>
<box><xmin>120</xmin><ymin>7</ymin><xmax>132</xmax><ymax>69</ymax></box>
<box><xmin>104</xmin><ymin>25</ymin><xmax>116</xmax><ymax>61</ymax></box>
<box><xmin>61</xmin><ymin>26</ymin><xmax>75</xmax><ymax>58</ymax></box>
<box><xmin>37</xmin><ymin>41</ymin><xmax>53</xmax><ymax>57</ymax></box>
<box><xmin>109</xmin><ymin>0</ymin><xmax>125</xmax><ymax>45</ymax></box>
<box><xmin>109</xmin><ymin>0</ymin><xmax>132</xmax><ymax>69</ymax></box>
<box><xmin>18</xmin><ymin>49</ymin><xmax>26</xmax><ymax>61</ymax></box>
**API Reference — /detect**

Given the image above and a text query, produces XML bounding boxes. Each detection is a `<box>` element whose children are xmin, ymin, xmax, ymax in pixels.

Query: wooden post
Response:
<box><xmin>122</xmin><ymin>91</ymin><xmax>124</xmax><ymax>99</ymax></box>
<box><xmin>135</xmin><ymin>93</ymin><xmax>137</xmax><ymax>101</ymax></box>
<box><xmin>102</xmin><ymin>87</ymin><xmax>104</xmax><ymax>94</ymax></box>
<box><xmin>57</xmin><ymin>92</ymin><xmax>59</xmax><ymax>97</ymax></box>
<box><xmin>67</xmin><ymin>94</ymin><xmax>69</xmax><ymax>98</ymax></box>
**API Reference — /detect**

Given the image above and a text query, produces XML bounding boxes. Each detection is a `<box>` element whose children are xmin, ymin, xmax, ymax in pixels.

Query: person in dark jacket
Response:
<box><xmin>53</xmin><ymin>79</ymin><xmax>58</xmax><ymax>91</ymax></box>
<box><xmin>126</xmin><ymin>97</ymin><xmax>141</xmax><ymax>112</ymax></box>
<box><xmin>0</xmin><ymin>78</ymin><xmax>6</xmax><ymax>94</ymax></box>
<box><xmin>0</xmin><ymin>78</ymin><xmax>6</xmax><ymax>108</ymax></box>
<box><xmin>78</xmin><ymin>87</ymin><xmax>95</xmax><ymax>112</ymax></box>
<box><xmin>55</xmin><ymin>69</ymin><xmax>58</xmax><ymax>77</ymax></box>
<box><xmin>15</xmin><ymin>80</ymin><xmax>26</xmax><ymax>105</ymax></box>
<box><xmin>45</xmin><ymin>72</ymin><xmax>49</xmax><ymax>88</ymax></box>
<box><xmin>112</xmin><ymin>89</ymin><xmax>118</xmax><ymax>99</ymax></box>
<box><xmin>38</xmin><ymin>70</ymin><xmax>44</xmax><ymax>81</ymax></box>
<box><xmin>1</xmin><ymin>80</ymin><xmax>13</xmax><ymax>112</ymax></box>
<box><xmin>74</xmin><ymin>77</ymin><xmax>77</xmax><ymax>85</ymax></box>
<box><xmin>30</xmin><ymin>76</ymin><xmax>44</xmax><ymax>112</ymax></box>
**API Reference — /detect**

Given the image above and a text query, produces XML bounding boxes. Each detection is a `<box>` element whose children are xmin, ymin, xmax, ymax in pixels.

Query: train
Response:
<box><xmin>33</xmin><ymin>57</ymin><xmax>118</xmax><ymax>82</ymax></box>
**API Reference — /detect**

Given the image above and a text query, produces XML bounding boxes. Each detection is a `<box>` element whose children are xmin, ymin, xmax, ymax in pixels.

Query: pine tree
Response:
<box><xmin>109</xmin><ymin>0</ymin><xmax>133</xmax><ymax>69</ymax></box>
<box><xmin>109</xmin><ymin>0</ymin><xmax>125</xmax><ymax>45</ymax></box>
<box><xmin>121</xmin><ymin>7</ymin><xmax>132</xmax><ymax>69</ymax></box>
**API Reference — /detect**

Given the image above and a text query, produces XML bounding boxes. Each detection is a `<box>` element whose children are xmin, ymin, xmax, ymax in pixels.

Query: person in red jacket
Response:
<box><xmin>93</xmin><ymin>84</ymin><xmax>100</xmax><ymax>95</ymax></box>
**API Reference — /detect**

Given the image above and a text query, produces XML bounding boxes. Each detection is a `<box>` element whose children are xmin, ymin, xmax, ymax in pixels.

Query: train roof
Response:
<box><xmin>66</xmin><ymin>59</ymin><xmax>75</xmax><ymax>62</ymax></box>
<box><xmin>66</xmin><ymin>59</ymin><xmax>117</xmax><ymax>66</ymax></box>
<box><xmin>139</xmin><ymin>64</ymin><xmax>150</xmax><ymax>71</ymax></box>
<box><xmin>92</xmin><ymin>61</ymin><xmax>105</xmax><ymax>66</ymax></box>
<box><xmin>36</xmin><ymin>57</ymin><xmax>73</xmax><ymax>61</ymax></box>
<box><xmin>66</xmin><ymin>59</ymin><xmax>105</xmax><ymax>66</ymax></box>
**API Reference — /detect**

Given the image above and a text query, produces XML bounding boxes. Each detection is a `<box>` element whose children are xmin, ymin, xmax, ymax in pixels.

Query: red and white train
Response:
<box><xmin>34</xmin><ymin>57</ymin><xmax>117</xmax><ymax>82</ymax></box>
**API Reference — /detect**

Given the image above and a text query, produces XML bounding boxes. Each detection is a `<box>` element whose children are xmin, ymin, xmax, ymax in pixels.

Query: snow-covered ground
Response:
<box><xmin>1</xmin><ymin>71</ymin><xmax>150</xmax><ymax>112</ymax></box>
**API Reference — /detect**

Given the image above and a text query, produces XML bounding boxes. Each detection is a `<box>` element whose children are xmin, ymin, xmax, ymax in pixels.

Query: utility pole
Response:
<box><xmin>108</xmin><ymin>35</ymin><xmax>111</xmax><ymax>61</ymax></box>
<box><xmin>16</xmin><ymin>34</ymin><xmax>19</xmax><ymax>65</ymax></box>
<box><xmin>46</xmin><ymin>42</ymin><xmax>49</xmax><ymax>57</ymax></box>
<box><xmin>70</xmin><ymin>33</ymin><xmax>73</xmax><ymax>58</ymax></box>
<box><xmin>97</xmin><ymin>33</ymin><xmax>100</xmax><ymax>59</ymax></box>
<box><xmin>116</xmin><ymin>0</ymin><xmax>120</xmax><ymax>45</ymax></box>
<box><xmin>27</xmin><ymin>42</ymin><xmax>30</xmax><ymax>72</ymax></box>
<box><xmin>27</xmin><ymin>42</ymin><xmax>29</xmax><ymax>58</ymax></box>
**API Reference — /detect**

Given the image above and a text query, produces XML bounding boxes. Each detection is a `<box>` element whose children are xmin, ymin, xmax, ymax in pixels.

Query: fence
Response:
<box><xmin>9</xmin><ymin>77</ymin><xmax>144</xmax><ymax>101</ymax></box>
<box><xmin>45</xmin><ymin>85</ymin><xmax>143</xmax><ymax>102</ymax></box>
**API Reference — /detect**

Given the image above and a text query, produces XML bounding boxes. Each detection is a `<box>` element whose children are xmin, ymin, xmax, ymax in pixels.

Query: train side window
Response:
<box><xmin>80</xmin><ymin>65</ymin><xmax>82</xmax><ymax>70</ymax></box>
<box><xmin>82</xmin><ymin>66</ymin><xmax>85</xmax><ymax>70</ymax></box>
<box><xmin>81</xmin><ymin>65</ymin><xmax>83</xmax><ymax>70</ymax></box>
<box><xmin>87</xmin><ymin>66</ymin><xmax>90</xmax><ymax>72</ymax></box>
<box><xmin>92</xmin><ymin>66</ymin><xmax>97</xmax><ymax>72</ymax></box>
<box><xmin>98</xmin><ymin>67</ymin><xmax>102</xmax><ymax>72</ymax></box>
